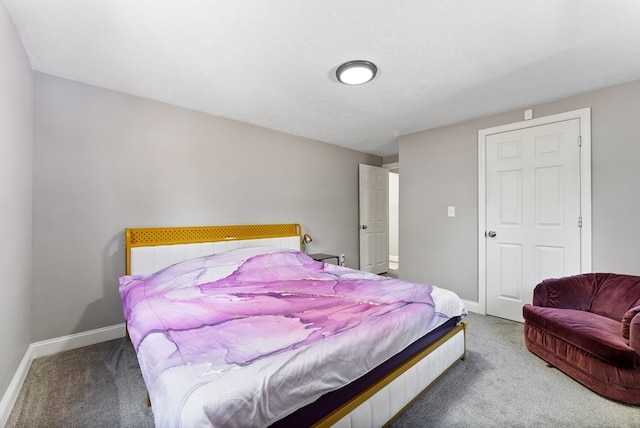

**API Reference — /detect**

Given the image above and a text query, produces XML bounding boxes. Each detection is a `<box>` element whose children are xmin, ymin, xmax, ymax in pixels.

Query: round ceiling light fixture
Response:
<box><xmin>336</xmin><ymin>60</ymin><xmax>377</xmax><ymax>85</ymax></box>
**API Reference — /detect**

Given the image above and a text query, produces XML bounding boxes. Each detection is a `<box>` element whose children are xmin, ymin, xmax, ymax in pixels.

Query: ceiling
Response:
<box><xmin>5</xmin><ymin>1</ymin><xmax>640</xmax><ymax>157</ymax></box>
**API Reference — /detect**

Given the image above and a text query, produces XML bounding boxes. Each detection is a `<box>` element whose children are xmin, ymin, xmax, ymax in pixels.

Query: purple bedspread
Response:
<box><xmin>119</xmin><ymin>247</ymin><xmax>466</xmax><ymax>427</ymax></box>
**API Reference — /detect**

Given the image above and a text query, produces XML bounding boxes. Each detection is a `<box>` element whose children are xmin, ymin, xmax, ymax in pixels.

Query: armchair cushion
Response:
<box><xmin>523</xmin><ymin>305</ymin><xmax>637</xmax><ymax>368</ymax></box>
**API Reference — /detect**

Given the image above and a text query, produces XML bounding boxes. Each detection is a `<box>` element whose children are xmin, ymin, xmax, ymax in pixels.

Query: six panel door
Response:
<box><xmin>485</xmin><ymin>119</ymin><xmax>582</xmax><ymax>321</ymax></box>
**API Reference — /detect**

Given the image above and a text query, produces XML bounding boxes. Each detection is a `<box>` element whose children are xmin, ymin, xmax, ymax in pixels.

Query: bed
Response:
<box><xmin>120</xmin><ymin>224</ymin><xmax>467</xmax><ymax>427</ymax></box>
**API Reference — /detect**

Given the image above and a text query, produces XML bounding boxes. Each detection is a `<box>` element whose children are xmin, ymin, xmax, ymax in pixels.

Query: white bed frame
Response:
<box><xmin>124</xmin><ymin>224</ymin><xmax>466</xmax><ymax>427</ymax></box>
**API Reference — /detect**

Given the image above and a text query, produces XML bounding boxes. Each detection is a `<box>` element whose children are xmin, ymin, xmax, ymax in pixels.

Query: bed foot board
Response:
<box><xmin>314</xmin><ymin>321</ymin><xmax>467</xmax><ymax>428</ymax></box>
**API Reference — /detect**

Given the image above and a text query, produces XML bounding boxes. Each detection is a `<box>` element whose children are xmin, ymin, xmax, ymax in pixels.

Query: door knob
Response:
<box><xmin>360</xmin><ymin>225</ymin><xmax>368</xmax><ymax>230</ymax></box>
<box><xmin>487</xmin><ymin>231</ymin><xmax>496</xmax><ymax>238</ymax></box>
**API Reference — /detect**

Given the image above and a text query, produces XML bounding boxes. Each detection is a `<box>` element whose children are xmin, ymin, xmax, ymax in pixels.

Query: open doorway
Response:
<box><xmin>385</xmin><ymin>162</ymin><xmax>399</xmax><ymax>275</ymax></box>
<box><xmin>389</xmin><ymin>171</ymin><xmax>399</xmax><ymax>271</ymax></box>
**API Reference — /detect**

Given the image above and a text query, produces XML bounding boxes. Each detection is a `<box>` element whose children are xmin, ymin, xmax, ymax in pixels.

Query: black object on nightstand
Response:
<box><xmin>308</xmin><ymin>253</ymin><xmax>339</xmax><ymax>265</ymax></box>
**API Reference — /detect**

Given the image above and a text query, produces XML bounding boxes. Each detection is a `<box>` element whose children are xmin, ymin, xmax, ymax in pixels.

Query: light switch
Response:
<box><xmin>448</xmin><ymin>206</ymin><xmax>455</xmax><ymax>217</ymax></box>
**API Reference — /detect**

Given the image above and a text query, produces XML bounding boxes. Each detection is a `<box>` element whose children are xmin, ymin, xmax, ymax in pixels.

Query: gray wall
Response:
<box><xmin>400</xmin><ymin>80</ymin><xmax>640</xmax><ymax>303</ymax></box>
<box><xmin>0</xmin><ymin>2</ymin><xmax>33</xmax><ymax>400</ymax></box>
<box><xmin>32</xmin><ymin>73</ymin><xmax>380</xmax><ymax>341</ymax></box>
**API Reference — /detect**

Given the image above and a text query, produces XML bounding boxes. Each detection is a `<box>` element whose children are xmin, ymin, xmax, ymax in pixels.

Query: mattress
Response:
<box><xmin>119</xmin><ymin>246</ymin><xmax>467</xmax><ymax>427</ymax></box>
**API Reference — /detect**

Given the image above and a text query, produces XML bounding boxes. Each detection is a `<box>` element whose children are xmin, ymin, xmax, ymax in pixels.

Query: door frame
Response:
<box><xmin>477</xmin><ymin>108</ymin><xmax>592</xmax><ymax>315</ymax></box>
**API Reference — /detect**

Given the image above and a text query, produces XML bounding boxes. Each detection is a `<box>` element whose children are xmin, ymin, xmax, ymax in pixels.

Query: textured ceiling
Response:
<box><xmin>5</xmin><ymin>1</ymin><xmax>640</xmax><ymax>156</ymax></box>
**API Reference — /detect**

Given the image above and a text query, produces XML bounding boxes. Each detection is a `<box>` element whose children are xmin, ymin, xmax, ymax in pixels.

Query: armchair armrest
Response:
<box><xmin>532</xmin><ymin>274</ymin><xmax>598</xmax><ymax>310</ymax></box>
<box><xmin>625</xmin><ymin>308</ymin><xmax>640</xmax><ymax>354</ymax></box>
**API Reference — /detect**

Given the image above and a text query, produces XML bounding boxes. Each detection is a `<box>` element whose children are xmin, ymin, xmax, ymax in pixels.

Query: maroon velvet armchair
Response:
<box><xmin>523</xmin><ymin>273</ymin><xmax>640</xmax><ymax>405</ymax></box>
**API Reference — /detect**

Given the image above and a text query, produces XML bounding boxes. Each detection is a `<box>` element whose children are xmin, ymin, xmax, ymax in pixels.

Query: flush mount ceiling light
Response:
<box><xmin>336</xmin><ymin>60</ymin><xmax>377</xmax><ymax>85</ymax></box>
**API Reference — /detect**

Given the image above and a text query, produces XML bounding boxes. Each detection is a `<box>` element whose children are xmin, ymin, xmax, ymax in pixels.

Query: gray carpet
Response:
<box><xmin>390</xmin><ymin>313</ymin><xmax>640</xmax><ymax>428</ymax></box>
<box><xmin>6</xmin><ymin>337</ymin><xmax>153</xmax><ymax>428</ymax></box>
<box><xmin>6</xmin><ymin>313</ymin><xmax>639</xmax><ymax>427</ymax></box>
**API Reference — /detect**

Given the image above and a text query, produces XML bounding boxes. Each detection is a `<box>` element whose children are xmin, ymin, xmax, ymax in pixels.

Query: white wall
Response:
<box><xmin>400</xmin><ymin>80</ymin><xmax>640</xmax><ymax>302</ymax></box>
<box><xmin>0</xmin><ymin>1</ymin><xmax>33</xmax><ymax>400</ymax></box>
<box><xmin>32</xmin><ymin>73</ymin><xmax>381</xmax><ymax>341</ymax></box>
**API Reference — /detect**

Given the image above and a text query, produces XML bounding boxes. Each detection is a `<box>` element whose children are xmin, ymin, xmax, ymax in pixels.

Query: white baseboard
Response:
<box><xmin>30</xmin><ymin>323</ymin><xmax>126</xmax><ymax>359</ymax></box>
<box><xmin>0</xmin><ymin>345</ymin><xmax>33</xmax><ymax>428</ymax></box>
<box><xmin>0</xmin><ymin>323</ymin><xmax>126</xmax><ymax>426</ymax></box>
<box><xmin>389</xmin><ymin>255</ymin><xmax>399</xmax><ymax>263</ymax></box>
<box><xmin>462</xmin><ymin>299</ymin><xmax>483</xmax><ymax>315</ymax></box>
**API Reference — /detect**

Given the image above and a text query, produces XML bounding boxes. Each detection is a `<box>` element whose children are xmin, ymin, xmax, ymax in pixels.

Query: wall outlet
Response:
<box><xmin>339</xmin><ymin>254</ymin><xmax>346</xmax><ymax>266</ymax></box>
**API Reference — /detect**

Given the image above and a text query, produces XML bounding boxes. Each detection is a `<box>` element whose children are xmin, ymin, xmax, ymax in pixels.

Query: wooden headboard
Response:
<box><xmin>125</xmin><ymin>223</ymin><xmax>302</xmax><ymax>275</ymax></box>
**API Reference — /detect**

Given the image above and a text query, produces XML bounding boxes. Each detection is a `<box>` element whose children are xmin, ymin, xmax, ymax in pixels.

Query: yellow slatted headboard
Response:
<box><xmin>125</xmin><ymin>223</ymin><xmax>302</xmax><ymax>275</ymax></box>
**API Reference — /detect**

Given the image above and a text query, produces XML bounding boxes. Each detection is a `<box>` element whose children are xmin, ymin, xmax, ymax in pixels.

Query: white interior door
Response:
<box><xmin>359</xmin><ymin>164</ymin><xmax>389</xmax><ymax>274</ymax></box>
<box><xmin>485</xmin><ymin>119</ymin><xmax>582</xmax><ymax>322</ymax></box>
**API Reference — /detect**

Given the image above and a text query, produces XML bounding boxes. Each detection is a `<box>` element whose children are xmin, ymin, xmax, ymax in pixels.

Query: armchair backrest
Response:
<box><xmin>532</xmin><ymin>274</ymin><xmax>597</xmax><ymax>310</ymax></box>
<box><xmin>590</xmin><ymin>273</ymin><xmax>640</xmax><ymax>322</ymax></box>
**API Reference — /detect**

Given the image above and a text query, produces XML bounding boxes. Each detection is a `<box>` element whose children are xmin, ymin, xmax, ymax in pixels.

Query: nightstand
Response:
<box><xmin>308</xmin><ymin>253</ymin><xmax>339</xmax><ymax>265</ymax></box>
